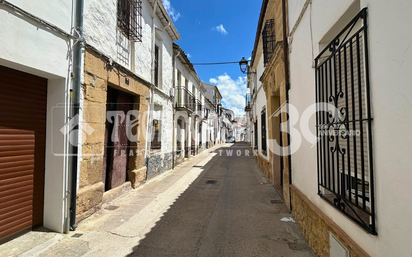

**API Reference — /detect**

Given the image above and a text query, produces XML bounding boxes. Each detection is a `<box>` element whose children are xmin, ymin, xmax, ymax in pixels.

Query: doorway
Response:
<box><xmin>271</xmin><ymin>95</ymin><xmax>283</xmax><ymax>194</ymax></box>
<box><xmin>102</xmin><ymin>87</ymin><xmax>134</xmax><ymax>191</ymax></box>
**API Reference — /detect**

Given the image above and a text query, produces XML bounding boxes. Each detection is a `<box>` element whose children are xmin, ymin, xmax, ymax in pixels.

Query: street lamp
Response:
<box><xmin>239</xmin><ymin>57</ymin><xmax>248</xmax><ymax>74</ymax></box>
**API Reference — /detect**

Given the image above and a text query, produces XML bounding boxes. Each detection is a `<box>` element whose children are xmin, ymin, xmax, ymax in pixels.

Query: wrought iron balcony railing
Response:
<box><xmin>176</xmin><ymin>86</ymin><xmax>196</xmax><ymax>111</ymax></box>
<box><xmin>196</xmin><ymin>99</ymin><xmax>202</xmax><ymax>113</ymax></box>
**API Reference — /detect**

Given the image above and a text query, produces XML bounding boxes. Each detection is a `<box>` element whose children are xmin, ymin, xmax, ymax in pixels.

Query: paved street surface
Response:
<box><xmin>0</xmin><ymin>143</ymin><xmax>313</xmax><ymax>257</ymax></box>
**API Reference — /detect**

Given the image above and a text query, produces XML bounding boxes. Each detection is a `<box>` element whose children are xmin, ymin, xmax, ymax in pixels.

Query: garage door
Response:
<box><xmin>0</xmin><ymin>66</ymin><xmax>47</xmax><ymax>242</ymax></box>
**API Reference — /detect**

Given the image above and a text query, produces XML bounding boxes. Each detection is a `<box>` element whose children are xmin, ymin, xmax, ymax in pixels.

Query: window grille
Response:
<box><xmin>261</xmin><ymin>109</ymin><xmax>267</xmax><ymax>155</ymax></box>
<box><xmin>315</xmin><ymin>8</ymin><xmax>375</xmax><ymax>234</ymax></box>
<box><xmin>262</xmin><ymin>19</ymin><xmax>276</xmax><ymax>65</ymax></box>
<box><xmin>254</xmin><ymin>121</ymin><xmax>258</xmax><ymax>149</ymax></box>
<box><xmin>117</xmin><ymin>0</ymin><xmax>143</xmax><ymax>42</ymax></box>
<box><xmin>154</xmin><ymin>45</ymin><xmax>159</xmax><ymax>87</ymax></box>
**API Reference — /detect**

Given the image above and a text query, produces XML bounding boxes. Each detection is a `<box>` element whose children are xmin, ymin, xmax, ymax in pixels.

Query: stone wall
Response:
<box><xmin>255</xmin><ymin>154</ymin><xmax>271</xmax><ymax>181</ymax></box>
<box><xmin>77</xmin><ymin>48</ymin><xmax>150</xmax><ymax>222</ymax></box>
<box><xmin>290</xmin><ymin>185</ymin><xmax>370</xmax><ymax>257</ymax></box>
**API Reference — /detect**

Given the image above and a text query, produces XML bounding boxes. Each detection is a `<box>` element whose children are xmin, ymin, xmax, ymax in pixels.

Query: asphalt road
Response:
<box><xmin>128</xmin><ymin>142</ymin><xmax>313</xmax><ymax>257</ymax></box>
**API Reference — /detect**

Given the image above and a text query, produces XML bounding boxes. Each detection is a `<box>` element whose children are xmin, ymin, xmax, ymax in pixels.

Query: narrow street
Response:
<box><xmin>0</xmin><ymin>143</ymin><xmax>312</xmax><ymax>257</ymax></box>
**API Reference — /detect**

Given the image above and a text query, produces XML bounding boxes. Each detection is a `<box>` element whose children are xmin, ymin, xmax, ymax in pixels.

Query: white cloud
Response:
<box><xmin>209</xmin><ymin>74</ymin><xmax>248</xmax><ymax>117</ymax></box>
<box><xmin>163</xmin><ymin>0</ymin><xmax>181</xmax><ymax>22</ymax></box>
<box><xmin>213</xmin><ymin>24</ymin><xmax>228</xmax><ymax>35</ymax></box>
<box><xmin>186</xmin><ymin>53</ymin><xmax>192</xmax><ymax>59</ymax></box>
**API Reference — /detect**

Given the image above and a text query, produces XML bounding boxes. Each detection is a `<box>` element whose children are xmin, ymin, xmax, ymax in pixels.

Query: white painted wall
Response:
<box><xmin>151</xmin><ymin>28</ymin><xmax>174</xmax><ymax>155</ymax></box>
<box><xmin>251</xmin><ymin>54</ymin><xmax>269</xmax><ymax>161</ymax></box>
<box><xmin>0</xmin><ymin>3</ymin><xmax>72</xmax><ymax>78</ymax></box>
<box><xmin>174</xmin><ymin>56</ymin><xmax>205</xmax><ymax>152</ymax></box>
<box><xmin>0</xmin><ymin>1</ymin><xmax>73</xmax><ymax>233</ymax></box>
<box><xmin>288</xmin><ymin>0</ymin><xmax>412</xmax><ymax>256</ymax></box>
<box><xmin>83</xmin><ymin>0</ymin><xmax>166</xmax><ymax>81</ymax></box>
<box><xmin>44</xmin><ymin>79</ymin><xmax>70</xmax><ymax>233</ymax></box>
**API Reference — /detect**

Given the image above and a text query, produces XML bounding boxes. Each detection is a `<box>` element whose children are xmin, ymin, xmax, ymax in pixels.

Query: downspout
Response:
<box><xmin>145</xmin><ymin>0</ymin><xmax>159</xmax><ymax>166</ymax></box>
<box><xmin>70</xmin><ymin>0</ymin><xmax>84</xmax><ymax>231</ymax></box>
<box><xmin>282</xmin><ymin>0</ymin><xmax>292</xmax><ymax>210</ymax></box>
<box><xmin>172</xmin><ymin>50</ymin><xmax>181</xmax><ymax>169</ymax></box>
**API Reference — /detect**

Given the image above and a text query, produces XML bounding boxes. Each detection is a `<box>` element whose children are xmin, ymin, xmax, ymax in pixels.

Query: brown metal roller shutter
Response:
<box><xmin>0</xmin><ymin>65</ymin><xmax>47</xmax><ymax>242</ymax></box>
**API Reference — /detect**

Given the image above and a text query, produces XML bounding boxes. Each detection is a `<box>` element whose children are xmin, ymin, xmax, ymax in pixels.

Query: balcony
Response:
<box><xmin>175</xmin><ymin>86</ymin><xmax>196</xmax><ymax>112</ymax></box>
<box><xmin>195</xmin><ymin>99</ymin><xmax>202</xmax><ymax>116</ymax></box>
<box><xmin>245</xmin><ymin>93</ymin><xmax>251</xmax><ymax>112</ymax></box>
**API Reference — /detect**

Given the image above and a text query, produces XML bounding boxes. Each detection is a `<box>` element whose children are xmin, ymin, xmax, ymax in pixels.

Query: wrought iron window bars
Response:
<box><xmin>315</xmin><ymin>8</ymin><xmax>376</xmax><ymax>234</ymax></box>
<box><xmin>262</xmin><ymin>19</ymin><xmax>276</xmax><ymax>66</ymax></box>
<box><xmin>117</xmin><ymin>0</ymin><xmax>143</xmax><ymax>42</ymax></box>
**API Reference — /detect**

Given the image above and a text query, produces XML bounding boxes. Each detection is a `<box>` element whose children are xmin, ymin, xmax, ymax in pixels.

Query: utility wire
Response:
<box><xmin>191</xmin><ymin>61</ymin><xmax>240</xmax><ymax>66</ymax></box>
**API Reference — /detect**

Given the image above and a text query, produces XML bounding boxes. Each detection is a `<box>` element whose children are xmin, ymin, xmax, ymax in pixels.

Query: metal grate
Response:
<box><xmin>262</xmin><ymin>19</ymin><xmax>276</xmax><ymax>65</ymax></box>
<box><xmin>117</xmin><ymin>0</ymin><xmax>142</xmax><ymax>42</ymax></box>
<box><xmin>315</xmin><ymin>8</ymin><xmax>375</xmax><ymax>234</ymax></box>
<box><xmin>261</xmin><ymin>108</ymin><xmax>267</xmax><ymax>155</ymax></box>
<box><xmin>205</xmin><ymin>180</ymin><xmax>218</xmax><ymax>184</ymax></box>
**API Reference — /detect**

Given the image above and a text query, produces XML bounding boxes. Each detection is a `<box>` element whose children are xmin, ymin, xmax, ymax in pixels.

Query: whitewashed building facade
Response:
<box><xmin>288</xmin><ymin>0</ymin><xmax>412</xmax><ymax>256</ymax></box>
<box><xmin>0</xmin><ymin>0</ymin><xmax>77</xmax><ymax>240</ymax></box>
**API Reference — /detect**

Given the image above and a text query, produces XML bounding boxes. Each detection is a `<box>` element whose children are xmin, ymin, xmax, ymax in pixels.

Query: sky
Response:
<box><xmin>162</xmin><ymin>0</ymin><xmax>262</xmax><ymax>117</ymax></box>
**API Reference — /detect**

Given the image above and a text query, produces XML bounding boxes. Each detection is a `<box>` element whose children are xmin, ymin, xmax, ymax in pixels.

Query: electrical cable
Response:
<box><xmin>191</xmin><ymin>61</ymin><xmax>240</xmax><ymax>66</ymax></box>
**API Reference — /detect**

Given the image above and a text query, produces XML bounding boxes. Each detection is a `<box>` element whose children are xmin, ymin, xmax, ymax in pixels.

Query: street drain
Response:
<box><xmin>270</xmin><ymin>199</ymin><xmax>283</xmax><ymax>204</ymax></box>
<box><xmin>105</xmin><ymin>205</ymin><xmax>119</xmax><ymax>211</ymax></box>
<box><xmin>72</xmin><ymin>233</ymin><xmax>83</xmax><ymax>238</ymax></box>
<box><xmin>206</xmin><ymin>180</ymin><xmax>218</xmax><ymax>184</ymax></box>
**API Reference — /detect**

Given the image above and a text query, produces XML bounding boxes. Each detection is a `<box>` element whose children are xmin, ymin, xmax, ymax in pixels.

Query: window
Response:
<box><xmin>177</xmin><ymin>70</ymin><xmax>182</xmax><ymax>87</ymax></box>
<box><xmin>154</xmin><ymin>45</ymin><xmax>159</xmax><ymax>87</ymax></box>
<box><xmin>254</xmin><ymin>121</ymin><xmax>258</xmax><ymax>149</ymax></box>
<box><xmin>261</xmin><ymin>109</ymin><xmax>267</xmax><ymax>155</ymax></box>
<box><xmin>151</xmin><ymin>105</ymin><xmax>162</xmax><ymax>150</ymax></box>
<box><xmin>117</xmin><ymin>0</ymin><xmax>142</xmax><ymax>42</ymax></box>
<box><xmin>262</xmin><ymin>19</ymin><xmax>275</xmax><ymax>65</ymax></box>
<box><xmin>177</xmin><ymin>119</ymin><xmax>183</xmax><ymax>152</ymax></box>
<box><xmin>199</xmin><ymin>123</ymin><xmax>202</xmax><ymax>147</ymax></box>
<box><xmin>177</xmin><ymin>70</ymin><xmax>182</xmax><ymax>106</ymax></box>
<box><xmin>315</xmin><ymin>8</ymin><xmax>375</xmax><ymax>234</ymax></box>
<box><xmin>151</xmin><ymin>119</ymin><xmax>161</xmax><ymax>149</ymax></box>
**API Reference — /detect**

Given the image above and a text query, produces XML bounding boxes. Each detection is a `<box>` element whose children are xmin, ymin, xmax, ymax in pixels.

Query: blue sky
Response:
<box><xmin>163</xmin><ymin>0</ymin><xmax>262</xmax><ymax>116</ymax></box>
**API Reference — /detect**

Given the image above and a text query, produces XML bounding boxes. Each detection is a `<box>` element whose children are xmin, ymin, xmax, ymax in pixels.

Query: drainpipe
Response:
<box><xmin>282</xmin><ymin>0</ymin><xmax>292</xmax><ymax>210</ymax></box>
<box><xmin>145</xmin><ymin>0</ymin><xmax>159</xmax><ymax>166</ymax></box>
<box><xmin>172</xmin><ymin>50</ymin><xmax>181</xmax><ymax>169</ymax></box>
<box><xmin>69</xmin><ymin>0</ymin><xmax>84</xmax><ymax>231</ymax></box>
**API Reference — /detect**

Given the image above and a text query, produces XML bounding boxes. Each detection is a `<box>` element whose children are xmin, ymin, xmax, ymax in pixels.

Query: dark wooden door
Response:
<box><xmin>103</xmin><ymin>88</ymin><xmax>134</xmax><ymax>191</ymax></box>
<box><xmin>0</xmin><ymin>66</ymin><xmax>47</xmax><ymax>241</ymax></box>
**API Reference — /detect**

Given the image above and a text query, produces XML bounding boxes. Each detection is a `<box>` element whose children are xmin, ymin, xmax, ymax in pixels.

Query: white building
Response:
<box><xmin>202</xmin><ymin>82</ymin><xmax>223</xmax><ymax>145</ymax></box>
<box><xmin>247</xmin><ymin>40</ymin><xmax>270</xmax><ymax>161</ymax></box>
<box><xmin>76</xmin><ymin>0</ymin><xmax>180</xmax><ymax>227</ymax></box>
<box><xmin>0</xmin><ymin>0</ymin><xmax>77</xmax><ymax>240</ymax></box>
<box><xmin>173</xmin><ymin>44</ymin><xmax>205</xmax><ymax>163</ymax></box>
<box><xmin>288</xmin><ymin>0</ymin><xmax>412</xmax><ymax>256</ymax></box>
